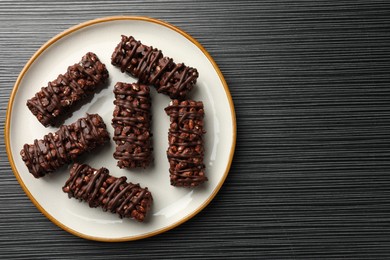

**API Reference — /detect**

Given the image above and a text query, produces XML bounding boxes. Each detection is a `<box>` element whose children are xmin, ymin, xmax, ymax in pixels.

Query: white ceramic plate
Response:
<box><xmin>5</xmin><ymin>16</ymin><xmax>236</xmax><ymax>241</ymax></box>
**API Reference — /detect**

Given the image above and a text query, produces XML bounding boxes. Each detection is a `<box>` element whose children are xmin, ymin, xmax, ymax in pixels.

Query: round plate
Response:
<box><xmin>5</xmin><ymin>16</ymin><xmax>236</xmax><ymax>241</ymax></box>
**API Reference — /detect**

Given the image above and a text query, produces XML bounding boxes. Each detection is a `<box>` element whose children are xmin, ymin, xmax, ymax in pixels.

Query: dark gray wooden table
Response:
<box><xmin>1</xmin><ymin>0</ymin><xmax>389</xmax><ymax>259</ymax></box>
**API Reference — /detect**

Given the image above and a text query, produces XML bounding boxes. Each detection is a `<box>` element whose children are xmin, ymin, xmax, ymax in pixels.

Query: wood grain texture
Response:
<box><xmin>1</xmin><ymin>0</ymin><xmax>390</xmax><ymax>259</ymax></box>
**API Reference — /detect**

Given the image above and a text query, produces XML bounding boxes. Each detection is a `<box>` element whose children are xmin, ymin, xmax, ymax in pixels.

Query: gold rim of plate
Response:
<box><xmin>4</xmin><ymin>16</ymin><xmax>237</xmax><ymax>242</ymax></box>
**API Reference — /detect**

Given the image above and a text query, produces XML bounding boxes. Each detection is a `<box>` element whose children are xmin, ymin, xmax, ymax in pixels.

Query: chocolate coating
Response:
<box><xmin>20</xmin><ymin>114</ymin><xmax>109</xmax><ymax>178</ymax></box>
<box><xmin>27</xmin><ymin>52</ymin><xmax>109</xmax><ymax>127</ymax></box>
<box><xmin>112</xmin><ymin>82</ymin><xmax>153</xmax><ymax>168</ymax></box>
<box><xmin>111</xmin><ymin>35</ymin><xmax>198</xmax><ymax>99</ymax></box>
<box><xmin>165</xmin><ymin>100</ymin><xmax>207</xmax><ymax>187</ymax></box>
<box><xmin>63</xmin><ymin>163</ymin><xmax>153</xmax><ymax>222</ymax></box>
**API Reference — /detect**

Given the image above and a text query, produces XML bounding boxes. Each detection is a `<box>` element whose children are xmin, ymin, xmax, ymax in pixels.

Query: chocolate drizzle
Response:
<box><xmin>112</xmin><ymin>82</ymin><xmax>153</xmax><ymax>168</ymax></box>
<box><xmin>20</xmin><ymin>114</ymin><xmax>110</xmax><ymax>178</ymax></box>
<box><xmin>111</xmin><ymin>35</ymin><xmax>198</xmax><ymax>99</ymax></box>
<box><xmin>63</xmin><ymin>163</ymin><xmax>153</xmax><ymax>222</ymax></box>
<box><xmin>165</xmin><ymin>100</ymin><xmax>207</xmax><ymax>187</ymax></box>
<box><xmin>27</xmin><ymin>52</ymin><xmax>109</xmax><ymax>127</ymax></box>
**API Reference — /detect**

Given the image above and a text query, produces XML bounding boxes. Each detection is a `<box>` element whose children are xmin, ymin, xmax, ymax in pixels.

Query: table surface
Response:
<box><xmin>1</xmin><ymin>0</ymin><xmax>389</xmax><ymax>259</ymax></box>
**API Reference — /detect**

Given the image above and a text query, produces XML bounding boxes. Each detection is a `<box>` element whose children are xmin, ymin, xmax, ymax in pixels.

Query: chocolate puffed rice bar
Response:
<box><xmin>111</xmin><ymin>35</ymin><xmax>198</xmax><ymax>99</ymax></box>
<box><xmin>165</xmin><ymin>100</ymin><xmax>207</xmax><ymax>187</ymax></box>
<box><xmin>27</xmin><ymin>52</ymin><xmax>109</xmax><ymax>127</ymax></box>
<box><xmin>112</xmin><ymin>82</ymin><xmax>153</xmax><ymax>168</ymax></box>
<box><xmin>63</xmin><ymin>163</ymin><xmax>153</xmax><ymax>222</ymax></box>
<box><xmin>20</xmin><ymin>114</ymin><xmax>109</xmax><ymax>178</ymax></box>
